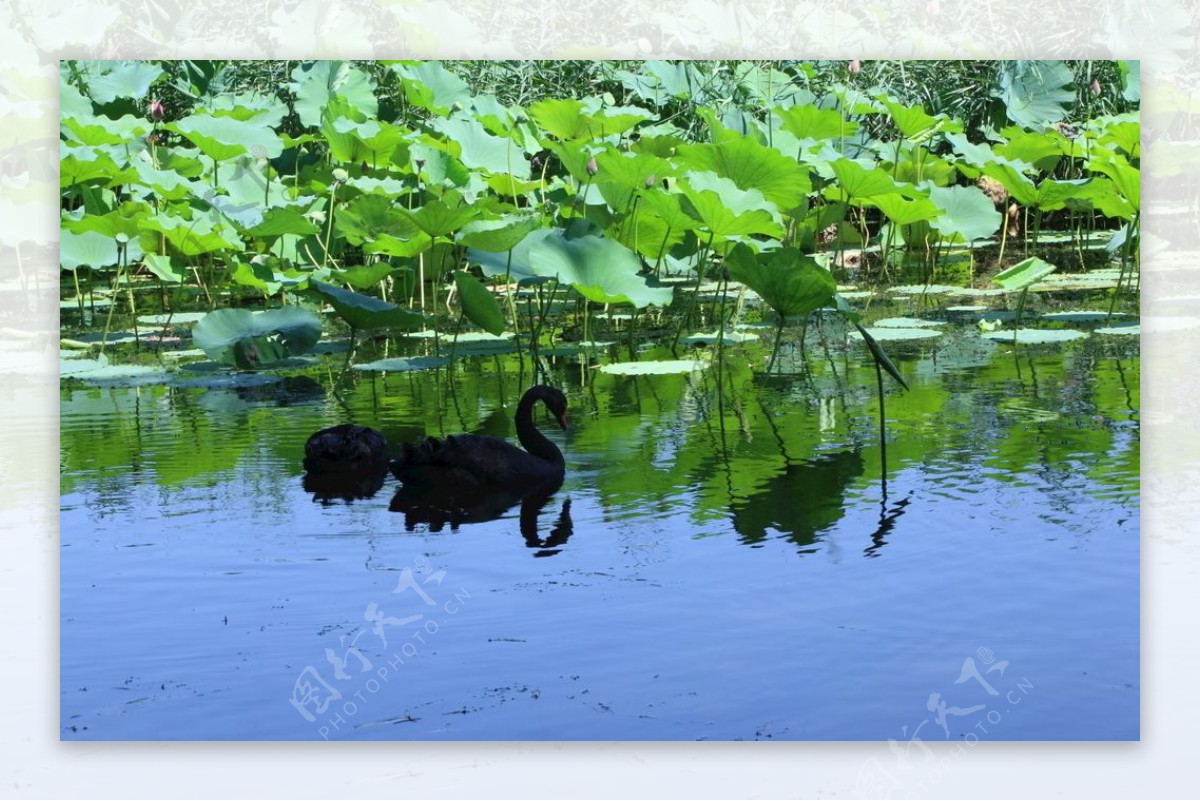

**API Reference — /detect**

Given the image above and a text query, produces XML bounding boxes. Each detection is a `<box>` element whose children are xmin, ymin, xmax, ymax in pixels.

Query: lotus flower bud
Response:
<box><xmin>1090</xmin><ymin>78</ymin><xmax>1101</xmax><ymax>95</ymax></box>
<box><xmin>645</xmin><ymin>175</ymin><xmax>656</xmax><ymax>188</ymax></box>
<box><xmin>149</xmin><ymin>99</ymin><xmax>165</xmax><ymax>121</ymax></box>
<box><xmin>848</xmin><ymin>60</ymin><xmax>861</xmax><ymax>74</ymax></box>
<box><xmin>586</xmin><ymin>156</ymin><xmax>598</xmax><ymax>176</ymax></box>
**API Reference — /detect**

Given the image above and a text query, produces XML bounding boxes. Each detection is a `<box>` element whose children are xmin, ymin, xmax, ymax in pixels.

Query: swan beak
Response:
<box><xmin>556</xmin><ymin>411</ymin><xmax>569</xmax><ymax>430</ymax></box>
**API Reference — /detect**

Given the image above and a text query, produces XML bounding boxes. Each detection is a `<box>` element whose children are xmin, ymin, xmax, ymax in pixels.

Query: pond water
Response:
<box><xmin>60</xmin><ymin>326</ymin><xmax>1139</xmax><ymax>741</ymax></box>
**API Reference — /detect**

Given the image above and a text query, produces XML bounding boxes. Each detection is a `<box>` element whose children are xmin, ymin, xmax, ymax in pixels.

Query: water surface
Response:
<box><xmin>60</xmin><ymin>332</ymin><xmax>1139</xmax><ymax>740</ymax></box>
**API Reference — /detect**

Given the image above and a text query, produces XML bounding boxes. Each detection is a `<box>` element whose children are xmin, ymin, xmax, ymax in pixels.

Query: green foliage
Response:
<box><xmin>192</xmin><ymin>307</ymin><xmax>322</xmax><ymax>369</ymax></box>
<box><xmin>59</xmin><ymin>58</ymin><xmax>1138</xmax><ymax>383</ymax></box>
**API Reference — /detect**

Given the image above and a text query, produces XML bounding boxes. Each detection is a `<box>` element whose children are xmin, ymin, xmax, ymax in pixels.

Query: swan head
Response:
<box><xmin>533</xmin><ymin>384</ymin><xmax>569</xmax><ymax>430</ymax></box>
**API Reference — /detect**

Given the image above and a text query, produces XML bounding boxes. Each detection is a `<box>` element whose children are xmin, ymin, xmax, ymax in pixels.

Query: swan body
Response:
<box><xmin>303</xmin><ymin>424</ymin><xmax>389</xmax><ymax>474</ymax></box>
<box><xmin>390</xmin><ymin>385</ymin><xmax>568</xmax><ymax>491</ymax></box>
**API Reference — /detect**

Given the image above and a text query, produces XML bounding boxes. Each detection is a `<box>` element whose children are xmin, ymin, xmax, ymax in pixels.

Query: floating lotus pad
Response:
<box><xmin>68</xmin><ymin>364</ymin><xmax>176</xmax><ymax>386</ymax></box>
<box><xmin>1033</xmin><ymin>271</ymin><xmax>1123</xmax><ymax>291</ymax></box>
<box><xmin>1041</xmin><ymin>311</ymin><xmax>1131</xmax><ymax>322</ymax></box>
<box><xmin>352</xmin><ymin>356</ymin><xmax>450</xmax><ymax>372</ymax></box>
<box><xmin>1095</xmin><ymin>324</ymin><xmax>1140</xmax><ymax>336</ymax></box>
<box><xmin>682</xmin><ymin>330</ymin><xmax>761</xmax><ymax>345</ymax></box>
<box><xmin>945</xmin><ymin>305</ymin><xmax>990</xmax><ymax>313</ymax></box>
<box><xmin>890</xmin><ymin>284</ymin><xmax>964</xmax><ymax>295</ymax></box>
<box><xmin>173</xmin><ymin>373</ymin><xmax>284</xmax><ymax>389</ymax></box>
<box><xmin>872</xmin><ymin>317</ymin><xmax>945</xmax><ymax>328</ymax></box>
<box><xmin>951</xmin><ymin>287</ymin><xmax>1008</xmax><ymax>297</ymax></box>
<box><xmin>159</xmin><ymin>348</ymin><xmax>208</xmax><ymax>360</ymax></box>
<box><xmin>137</xmin><ymin>312</ymin><xmax>208</xmax><ymax>325</ymax></box>
<box><xmin>981</xmin><ymin>328</ymin><xmax>1088</xmax><ymax>344</ymax></box>
<box><xmin>599</xmin><ymin>359</ymin><xmax>708</xmax><ymax>375</ymax></box>
<box><xmin>849</xmin><ymin>327</ymin><xmax>943</xmax><ymax>341</ymax></box>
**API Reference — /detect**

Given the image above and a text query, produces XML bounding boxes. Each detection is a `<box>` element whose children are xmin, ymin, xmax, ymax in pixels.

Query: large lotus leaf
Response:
<box><xmin>529</xmin><ymin>97</ymin><xmax>654</xmax><ymax>141</ymax></box>
<box><xmin>1069</xmin><ymin>177</ymin><xmax>1135</xmax><ymax>221</ymax></box>
<box><xmin>60</xmin><ymin>143</ymin><xmax>128</xmax><ymax>187</ymax></box>
<box><xmin>429</xmin><ymin>115</ymin><xmax>529</xmax><ymax>178</ymax></box>
<box><xmin>725</xmin><ymin>243</ymin><xmax>836</xmax><ymax>318</ymax></box>
<box><xmin>469</xmin><ymin>226</ymin><xmax>674</xmax><ymax>308</ymax></box>
<box><xmin>453</xmin><ymin>271</ymin><xmax>507</xmax><ymax>335</ymax></box>
<box><xmin>291</xmin><ymin>61</ymin><xmax>377</xmax><ymax>128</ymax></box>
<box><xmin>829</xmin><ymin>159</ymin><xmax>899</xmax><ymax>201</ymax></box>
<box><xmin>678</xmin><ymin>171</ymin><xmax>784</xmax><ymax>239</ymax></box>
<box><xmin>868</xmin><ymin>192</ymin><xmax>940</xmax><ymax>225</ymax></box>
<box><xmin>60</xmin><ymin>230</ymin><xmax>119</xmax><ymax>270</ymax></box>
<box><xmin>775</xmin><ymin>104</ymin><xmax>859</xmax><ymax>141</ymax></box>
<box><xmin>129</xmin><ymin>160</ymin><xmax>194</xmax><ymax>200</ymax></box>
<box><xmin>993</xmin><ymin>256</ymin><xmax>1057</xmax><ymax>290</ymax></box>
<box><xmin>592</xmin><ymin>150</ymin><xmax>674</xmax><ymax>189</ymax></box>
<box><xmin>612</xmin><ymin>209</ymin><xmax>687</xmax><ymax>260</ymax></box>
<box><xmin>457</xmin><ymin>213</ymin><xmax>543</xmax><ymax>252</ymax></box>
<box><xmin>84</xmin><ymin>61</ymin><xmax>163</xmax><ymax>105</ymax></box>
<box><xmin>677</xmin><ymin>137</ymin><xmax>810</xmax><ymax>213</ymax></box>
<box><xmin>994</xmin><ymin>60</ymin><xmax>1075</xmax><ymax>129</ymax></box>
<box><xmin>926</xmin><ymin>184</ymin><xmax>1002</xmax><ymax>242</ymax></box>
<box><xmin>139</xmin><ymin>212</ymin><xmax>240</xmax><ymax>256</ymax></box>
<box><xmin>330</xmin><ymin>263</ymin><xmax>397</xmax><ymax>290</ymax></box>
<box><xmin>995</xmin><ymin>127</ymin><xmax>1067</xmax><ymax>172</ymax></box>
<box><xmin>230</xmin><ymin>260</ymin><xmax>281</xmax><ymax>295</ymax></box>
<box><xmin>614</xmin><ymin>61</ymin><xmax>694</xmax><ymax>105</ymax></box>
<box><xmin>741</xmin><ymin>64</ymin><xmax>813</xmax><ymax>108</ymax></box>
<box><xmin>636</xmin><ymin>190</ymin><xmax>701</xmax><ymax>232</ymax></box>
<box><xmin>879</xmin><ymin>99</ymin><xmax>940</xmax><ymax>139</ymax></box>
<box><xmin>168</xmin><ymin>114</ymin><xmax>284</xmax><ymax>161</ymax></box>
<box><xmin>143</xmin><ymin>254</ymin><xmax>184</xmax><ymax>283</ymax></box>
<box><xmin>247</xmin><ymin>206</ymin><xmax>321</xmax><ymax>237</ymax></box>
<box><xmin>1118</xmin><ymin>61</ymin><xmax>1140</xmax><ymax>103</ymax></box>
<box><xmin>1026</xmin><ymin>178</ymin><xmax>1098</xmax><ymax>212</ymax></box>
<box><xmin>326</xmin><ymin>111</ymin><xmax>408</xmax><ymax>164</ymax></box>
<box><xmin>337</xmin><ymin>194</ymin><xmax>422</xmax><ymax>245</ymax></box>
<box><xmin>365</xmin><ymin>232</ymin><xmax>433</xmax><ymax>258</ymax></box>
<box><xmin>1097</xmin><ymin>117</ymin><xmax>1141</xmax><ymax>160</ymax></box>
<box><xmin>1086</xmin><ymin>155</ymin><xmax>1140</xmax><ymax>212</ymax></box>
<box><xmin>59</xmin><ymin>77</ymin><xmax>92</xmax><ymax>120</ymax></box>
<box><xmin>192</xmin><ymin>307</ymin><xmax>322</xmax><ymax>369</ymax></box>
<box><xmin>401</xmin><ymin>197</ymin><xmax>480</xmax><ymax>238</ymax></box>
<box><xmin>62</xmin><ymin>201</ymin><xmax>149</xmax><ymax>240</ymax></box>
<box><xmin>409</xmin><ymin>141</ymin><xmax>472</xmax><ymax>188</ymax></box>
<box><xmin>530</xmin><ymin>229</ymin><xmax>673</xmax><ymax>308</ymax></box>
<box><xmin>391</xmin><ymin>61</ymin><xmax>470</xmax><ymax>115</ymax></box>
<box><xmin>529</xmin><ymin>98</ymin><xmax>592</xmax><ymax>140</ymax></box>
<box><xmin>62</xmin><ymin>114</ymin><xmax>152</xmax><ymax>146</ymax></box>
<box><xmin>981</xmin><ymin>161</ymin><xmax>1038</xmax><ymax>206</ymax></box>
<box><xmin>308</xmin><ymin>279</ymin><xmax>427</xmax><ymax>331</ymax></box>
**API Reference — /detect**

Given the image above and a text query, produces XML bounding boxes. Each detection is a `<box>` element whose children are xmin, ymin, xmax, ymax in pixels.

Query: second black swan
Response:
<box><xmin>390</xmin><ymin>385</ymin><xmax>568</xmax><ymax>490</ymax></box>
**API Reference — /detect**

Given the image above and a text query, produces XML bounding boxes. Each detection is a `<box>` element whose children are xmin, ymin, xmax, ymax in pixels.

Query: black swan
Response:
<box><xmin>303</xmin><ymin>424</ymin><xmax>389</xmax><ymax>474</ymax></box>
<box><xmin>390</xmin><ymin>384</ymin><xmax>568</xmax><ymax>491</ymax></box>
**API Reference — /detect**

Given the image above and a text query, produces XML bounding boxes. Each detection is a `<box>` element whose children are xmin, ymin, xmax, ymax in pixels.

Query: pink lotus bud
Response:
<box><xmin>586</xmin><ymin>156</ymin><xmax>598</xmax><ymax>176</ymax></box>
<box><xmin>848</xmin><ymin>60</ymin><xmax>861</xmax><ymax>74</ymax></box>
<box><xmin>149</xmin><ymin>100</ymin><xmax>165</xmax><ymax>121</ymax></box>
<box><xmin>1090</xmin><ymin>78</ymin><xmax>1101</xmax><ymax>95</ymax></box>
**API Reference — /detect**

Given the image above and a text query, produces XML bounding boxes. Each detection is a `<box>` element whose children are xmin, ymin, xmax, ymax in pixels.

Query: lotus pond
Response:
<box><xmin>60</xmin><ymin>59</ymin><xmax>1140</xmax><ymax>742</ymax></box>
<box><xmin>60</xmin><ymin>286</ymin><xmax>1139</xmax><ymax>742</ymax></box>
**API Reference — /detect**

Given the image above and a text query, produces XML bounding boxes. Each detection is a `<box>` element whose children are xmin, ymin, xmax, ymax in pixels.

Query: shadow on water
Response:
<box><xmin>302</xmin><ymin>467</ymin><xmax>389</xmax><ymax>504</ymax></box>
<box><xmin>389</xmin><ymin>479</ymin><xmax>574</xmax><ymax>555</ymax></box>
<box><xmin>729</xmin><ymin>450</ymin><xmax>864</xmax><ymax>550</ymax></box>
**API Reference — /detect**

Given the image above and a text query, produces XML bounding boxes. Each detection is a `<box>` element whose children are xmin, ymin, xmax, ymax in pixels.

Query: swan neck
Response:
<box><xmin>516</xmin><ymin>391</ymin><xmax>563</xmax><ymax>465</ymax></box>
